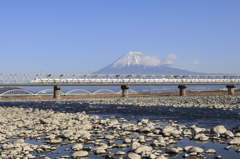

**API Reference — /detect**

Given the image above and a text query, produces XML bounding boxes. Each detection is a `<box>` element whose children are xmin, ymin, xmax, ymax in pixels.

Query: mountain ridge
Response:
<box><xmin>93</xmin><ymin>52</ymin><xmax>203</xmax><ymax>75</ymax></box>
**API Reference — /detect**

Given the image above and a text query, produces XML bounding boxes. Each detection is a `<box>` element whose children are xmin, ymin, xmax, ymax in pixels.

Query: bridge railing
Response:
<box><xmin>0</xmin><ymin>74</ymin><xmax>239</xmax><ymax>86</ymax></box>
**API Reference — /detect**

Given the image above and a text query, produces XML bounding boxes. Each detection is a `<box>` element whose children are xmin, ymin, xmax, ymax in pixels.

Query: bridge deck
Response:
<box><xmin>0</xmin><ymin>74</ymin><xmax>239</xmax><ymax>86</ymax></box>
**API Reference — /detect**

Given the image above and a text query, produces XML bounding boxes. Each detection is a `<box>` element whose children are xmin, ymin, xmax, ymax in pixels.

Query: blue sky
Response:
<box><xmin>1</xmin><ymin>0</ymin><xmax>239</xmax><ymax>74</ymax></box>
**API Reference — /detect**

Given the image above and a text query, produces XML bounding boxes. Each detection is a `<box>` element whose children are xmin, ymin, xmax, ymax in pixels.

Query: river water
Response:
<box><xmin>1</xmin><ymin>100</ymin><xmax>240</xmax><ymax>159</ymax></box>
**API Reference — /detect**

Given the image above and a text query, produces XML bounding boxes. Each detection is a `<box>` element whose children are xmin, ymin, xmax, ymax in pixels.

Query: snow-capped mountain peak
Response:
<box><xmin>93</xmin><ymin>51</ymin><xmax>200</xmax><ymax>75</ymax></box>
<box><xmin>112</xmin><ymin>51</ymin><xmax>160</xmax><ymax>68</ymax></box>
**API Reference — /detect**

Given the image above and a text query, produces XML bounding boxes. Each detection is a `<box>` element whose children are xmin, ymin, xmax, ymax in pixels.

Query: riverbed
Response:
<box><xmin>0</xmin><ymin>97</ymin><xmax>240</xmax><ymax>159</ymax></box>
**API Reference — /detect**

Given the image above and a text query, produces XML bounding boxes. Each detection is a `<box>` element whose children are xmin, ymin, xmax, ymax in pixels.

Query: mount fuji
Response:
<box><xmin>93</xmin><ymin>52</ymin><xmax>202</xmax><ymax>75</ymax></box>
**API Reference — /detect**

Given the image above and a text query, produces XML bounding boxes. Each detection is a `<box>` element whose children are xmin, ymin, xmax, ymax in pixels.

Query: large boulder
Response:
<box><xmin>210</xmin><ymin>125</ymin><xmax>227</xmax><ymax>134</ymax></box>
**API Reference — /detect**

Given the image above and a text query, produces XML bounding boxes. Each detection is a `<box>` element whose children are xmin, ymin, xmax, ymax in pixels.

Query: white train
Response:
<box><xmin>30</xmin><ymin>78</ymin><xmax>238</xmax><ymax>84</ymax></box>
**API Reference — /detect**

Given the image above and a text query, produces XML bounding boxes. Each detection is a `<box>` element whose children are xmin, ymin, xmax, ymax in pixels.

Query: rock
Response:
<box><xmin>187</xmin><ymin>147</ymin><xmax>204</xmax><ymax>153</ymax></box>
<box><xmin>184</xmin><ymin>146</ymin><xmax>194</xmax><ymax>151</ymax></box>
<box><xmin>194</xmin><ymin>134</ymin><xmax>209</xmax><ymax>141</ymax></box>
<box><xmin>14</xmin><ymin>139</ymin><xmax>24</xmax><ymax>144</ymax></box>
<box><xmin>115</xmin><ymin>151</ymin><xmax>126</xmax><ymax>155</ymax></box>
<box><xmin>72</xmin><ymin>151</ymin><xmax>88</xmax><ymax>158</ymax></box>
<box><xmin>72</xmin><ymin>144</ymin><xmax>83</xmax><ymax>151</ymax></box>
<box><xmin>75</xmin><ymin>130</ymin><xmax>91</xmax><ymax>139</ymax></box>
<box><xmin>40</xmin><ymin>118</ymin><xmax>51</xmax><ymax>124</ymax></box>
<box><xmin>130</xmin><ymin>142</ymin><xmax>141</xmax><ymax>150</ymax></box>
<box><xmin>156</xmin><ymin>155</ymin><xmax>168</xmax><ymax>159</ymax></box>
<box><xmin>40</xmin><ymin>145</ymin><xmax>51</xmax><ymax>150</ymax></box>
<box><xmin>108</xmin><ymin>119</ymin><xmax>118</xmax><ymax>126</ymax></box>
<box><xmin>170</xmin><ymin>129</ymin><xmax>181</xmax><ymax>135</ymax></box>
<box><xmin>139</xmin><ymin>119</ymin><xmax>149</xmax><ymax>124</ymax></box>
<box><xmin>162</xmin><ymin>126</ymin><xmax>174</xmax><ymax>134</ymax></box>
<box><xmin>148</xmin><ymin>153</ymin><xmax>157</xmax><ymax>159</ymax></box>
<box><xmin>236</xmin><ymin>149</ymin><xmax>240</xmax><ymax>153</ymax></box>
<box><xmin>192</xmin><ymin>127</ymin><xmax>202</xmax><ymax>134</ymax></box>
<box><xmin>225</xmin><ymin>130</ymin><xmax>234</xmax><ymax>138</ymax></box>
<box><xmin>94</xmin><ymin>149</ymin><xmax>106</xmax><ymax>154</ymax></box>
<box><xmin>228</xmin><ymin>137</ymin><xmax>240</xmax><ymax>145</ymax></box>
<box><xmin>139</xmin><ymin>127</ymin><xmax>151</xmax><ymax>133</ymax></box>
<box><xmin>35</xmin><ymin>125</ymin><xmax>44</xmax><ymax>131</ymax></box>
<box><xmin>210</xmin><ymin>125</ymin><xmax>227</xmax><ymax>134</ymax></box>
<box><xmin>235</xmin><ymin>133</ymin><xmax>240</xmax><ymax>137</ymax></box>
<box><xmin>124</xmin><ymin>152</ymin><xmax>141</xmax><ymax>159</ymax></box>
<box><xmin>50</xmin><ymin>139</ymin><xmax>61</xmax><ymax>144</ymax></box>
<box><xmin>205</xmin><ymin>149</ymin><xmax>216</xmax><ymax>153</ymax></box>
<box><xmin>135</xmin><ymin>145</ymin><xmax>152</xmax><ymax>154</ymax></box>
<box><xmin>175</xmin><ymin>146</ymin><xmax>183</xmax><ymax>151</ymax></box>
<box><xmin>123</xmin><ymin>138</ymin><xmax>131</xmax><ymax>143</ymax></box>
<box><xmin>165</xmin><ymin>148</ymin><xmax>179</xmax><ymax>153</ymax></box>
<box><xmin>232</xmin><ymin>126</ymin><xmax>240</xmax><ymax>133</ymax></box>
<box><xmin>118</xmin><ymin>144</ymin><xmax>128</xmax><ymax>148</ymax></box>
<box><xmin>61</xmin><ymin>130</ymin><xmax>74</xmax><ymax>138</ymax></box>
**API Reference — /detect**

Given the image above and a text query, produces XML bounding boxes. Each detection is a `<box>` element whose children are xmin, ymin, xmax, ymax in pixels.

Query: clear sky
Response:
<box><xmin>1</xmin><ymin>0</ymin><xmax>239</xmax><ymax>74</ymax></box>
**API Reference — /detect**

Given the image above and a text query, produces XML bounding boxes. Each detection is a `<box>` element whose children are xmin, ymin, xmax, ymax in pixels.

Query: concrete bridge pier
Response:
<box><xmin>226</xmin><ymin>85</ymin><xmax>236</xmax><ymax>95</ymax></box>
<box><xmin>121</xmin><ymin>85</ymin><xmax>129</xmax><ymax>97</ymax></box>
<box><xmin>54</xmin><ymin>85</ymin><xmax>61</xmax><ymax>99</ymax></box>
<box><xmin>178</xmin><ymin>85</ymin><xmax>187</xmax><ymax>96</ymax></box>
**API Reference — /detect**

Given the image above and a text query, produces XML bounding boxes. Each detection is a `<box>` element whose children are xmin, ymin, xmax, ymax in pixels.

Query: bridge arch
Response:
<box><xmin>35</xmin><ymin>89</ymin><xmax>64</xmax><ymax>96</ymax></box>
<box><xmin>65</xmin><ymin>89</ymin><xmax>91</xmax><ymax>95</ymax></box>
<box><xmin>0</xmin><ymin>89</ymin><xmax>34</xmax><ymax>97</ymax></box>
<box><xmin>93</xmin><ymin>89</ymin><xmax>117</xmax><ymax>95</ymax></box>
<box><xmin>117</xmin><ymin>89</ymin><xmax>138</xmax><ymax>94</ymax></box>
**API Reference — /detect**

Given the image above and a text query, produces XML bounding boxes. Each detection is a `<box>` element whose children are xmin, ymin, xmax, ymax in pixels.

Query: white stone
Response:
<box><xmin>156</xmin><ymin>155</ymin><xmax>168</xmax><ymax>159</ymax></box>
<box><xmin>124</xmin><ymin>152</ymin><xmax>141</xmax><ymax>159</ymax></box>
<box><xmin>229</xmin><ymin>137</ymin><xmax>240</xmax><ymax>145</ymax></box>
<box><xmin>72</xmin><ymin>144</ymin><xmax>83</xmax><ymax>151</ymax></box>
<box><xmin>135</xmin><ymin>145</ymin><xmax>152</xmax><ymax>154</ymax></box>
<box><xmin>14</xmin><ymin>139</ymin><xmax>24</xmax><ymax>144</ymax></box>
<box><xmin>165</xmin><ymin>147</ymin><xmax>179</xmax><ymax>153</ymax></box>
<box><xmin>210</xmin><ymin>125</ymin><xmax>227</xmax><ymax>134</ymax></box>
<box><xmin>162</xmin><ymin>126</ymin><xmax>174</xmax><ymax>134</ymax></box>
<box><xmin>205</xmin><ymin>149</ymin><xmax>216</xmax><ymax>153</ymax></box>
<box><xmin>187</xmin><ymin>147</ymin><xmax>204</xmax><ymax>153</ymax></box>
<box><xmin>115</xmin><ymin>151</ymin><xmax>126</xmax><ymax>155</ymax></box>
<box><xmin>131</xmin><ymin>142</ymin><xmax>141</xmax><ymax>150</ymax></box>
<box><xmin>72</xmin><ymin>151</ymin><xmax>88</xmax><ymax>157</ymax></box>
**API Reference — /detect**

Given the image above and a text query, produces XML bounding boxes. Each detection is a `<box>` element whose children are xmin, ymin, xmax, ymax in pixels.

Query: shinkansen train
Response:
<box><xmin>30</xmin><ymin>78</ymin><xmax>238</xmax><ymax>84</ymax></box>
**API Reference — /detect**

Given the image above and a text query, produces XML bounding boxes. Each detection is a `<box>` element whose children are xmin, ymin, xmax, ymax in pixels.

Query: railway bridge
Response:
<box><xmin>0</xmin><ymin>74</ymin><xmax>239</xmax><ymax>99</ymax></box>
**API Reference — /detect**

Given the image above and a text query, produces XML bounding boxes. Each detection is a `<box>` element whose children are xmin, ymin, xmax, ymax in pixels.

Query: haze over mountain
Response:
<box><xmin>93</xmin><ymin>52</ymin><xmax>203</xmax><ymax>75</ymax></box>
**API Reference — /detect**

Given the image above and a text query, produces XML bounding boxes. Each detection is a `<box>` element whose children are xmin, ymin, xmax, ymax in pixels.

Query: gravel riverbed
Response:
<box><xmin>0</xmin><ymin>95</ymin><xmax>240</xmax><ymax>159</ymax></box>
